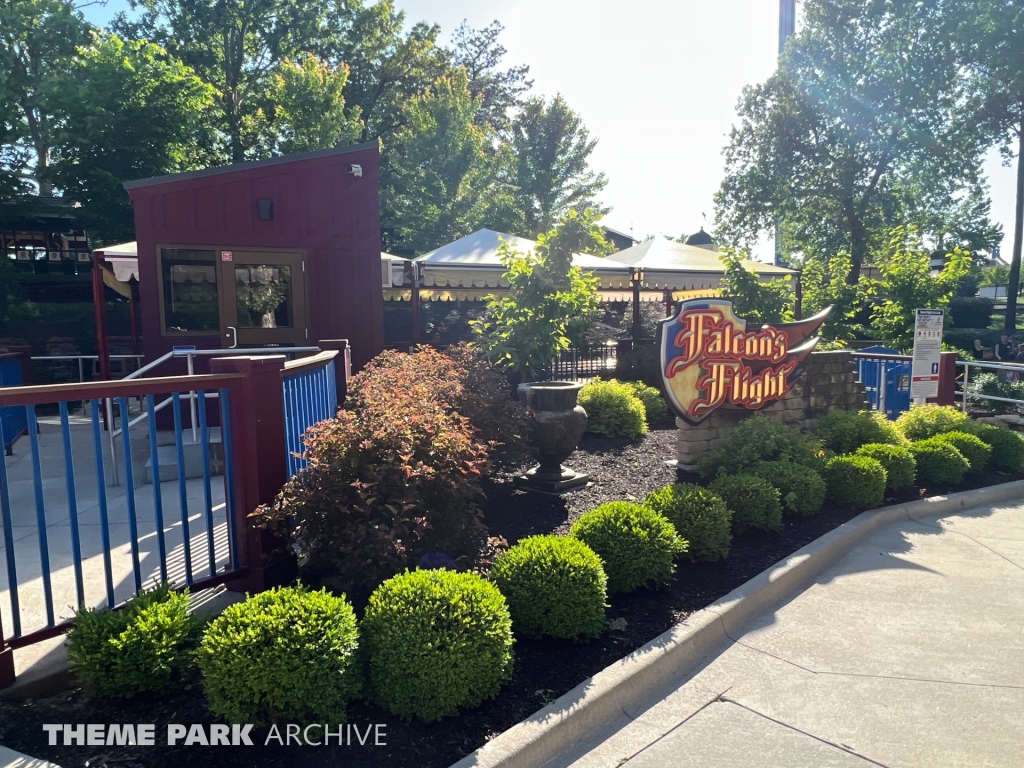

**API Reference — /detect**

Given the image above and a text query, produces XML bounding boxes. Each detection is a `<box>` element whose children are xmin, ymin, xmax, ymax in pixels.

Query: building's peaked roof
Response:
<box><xmin>414</xmin><ymin>228</ymin><xmax>625</xmax><ymax>273</ymax></box>
<box><xmin>606</xmin><ymin>237</ymin><xmax>796</xmax><ymax>275</ymax></box>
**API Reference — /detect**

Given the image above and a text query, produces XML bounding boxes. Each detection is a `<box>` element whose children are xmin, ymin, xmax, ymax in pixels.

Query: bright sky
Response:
<box><xmin>83</xmin><ymin>0</ymin><xmax>1018</xmax><ymax>261</ymax></box>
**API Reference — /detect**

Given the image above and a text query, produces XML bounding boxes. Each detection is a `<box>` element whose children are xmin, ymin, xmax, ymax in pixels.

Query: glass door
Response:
<box><xmin>217</xmin><ymin>250</ymin><xmax>307</xmax><ymax>348</ymax></box>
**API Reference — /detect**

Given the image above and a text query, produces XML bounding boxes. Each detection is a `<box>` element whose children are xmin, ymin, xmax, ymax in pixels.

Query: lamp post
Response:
<box><xmin>631</xmin><ymin>267</ymin><xmax>645</xmax><ymax>343</ymax></box>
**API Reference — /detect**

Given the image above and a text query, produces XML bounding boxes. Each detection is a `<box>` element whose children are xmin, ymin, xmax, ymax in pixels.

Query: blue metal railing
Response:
<box><xmin>0</xmin><ymin>378</ymin><xmax>240</xmax><ymax>645</ymax></box>
<box><xmin>0</xmin><ymin>355</ymin><xmax>28</xmax><ymax>455</ymax></box>
<box><xmin>282</xmin><ymin>354</ymin><xmax>338</xmax><ymax>476</ymax></box>
<box><xmin>852</xmin><ymin>347</ymin><xmax>912</xmax><ymax>420</ymax></box>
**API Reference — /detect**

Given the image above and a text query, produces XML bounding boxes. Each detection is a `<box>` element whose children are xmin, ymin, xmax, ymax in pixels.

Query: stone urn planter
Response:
<box><xmin>515</xmin><ymin>381</ymin><xmax>590</xmax><ymax>493</ymax></box>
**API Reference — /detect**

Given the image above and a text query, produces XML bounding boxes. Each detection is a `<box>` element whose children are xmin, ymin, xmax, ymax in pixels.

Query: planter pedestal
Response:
<box><xmin>515</xmin><ymin>381</ymin><xmax>589</xmax><ymax>494</ymax></box>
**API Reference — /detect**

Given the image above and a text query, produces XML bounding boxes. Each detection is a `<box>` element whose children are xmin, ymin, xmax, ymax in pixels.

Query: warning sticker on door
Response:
<box><xmin>221</xmin><ymin>251</ymin><xmax>233</xmax><ymax>262</ymax></box>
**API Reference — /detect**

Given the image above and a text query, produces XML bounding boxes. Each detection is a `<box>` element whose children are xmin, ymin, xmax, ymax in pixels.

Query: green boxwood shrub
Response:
<box><xmin>708</xmin><ymin>474</ymin><xmax>783</xmax><ymax>534</ymax></box>
<box><xmin>67</xmin><ymin>583</ymin><xmax>203</xmax><ymax>698</ymax></box>
<box><xmin>696</xmin><ymin>413</ymin><xmax>820</xmax><ymax>478</ymax></box>
<box><xmin>751</xmin><ymin>461</ymin><xmax>827</xmax><ymax>516</ymax></box>
<box><xmin>362</xmin><ymin>569</ymin><xmax>513</xmax><ymax>722</ymax></box>
<box><xmin>932</xmin><ymin>431</ymin><xmax>991</xmax><ymax>474</ymax></box>
<box><xmin>895</xmin><ymin>404</ymin><xmax>970</xmax><ymax>441</ymax></box>
<box><xmin>578</xmin><ymin>378</ymin><xmax>647</xmax><ymax>439</ymax></box>
<box><xmin>490</xmin><ymin>535</ymin><xmax>607</xmax><ymax>641</ymax></box>
<box><xmin>643</xmin><ymin>484</ymin><xmax>732</xmax><ymax>562</ymax></box>
<box><xmin>197</xmin><ymin>585</ymin><xmax>360</xmax><ymax>726</ymax></box>
<box><xmin>569</xmin><ymin>502</ymin><xmax>686</xmax><ymax>594</ymax></box>
<box><xmin>962</xmin><ymin>422</ymin><xmax>1024</xmax><ymax>471</ymax></box>
<box><xmin>814</xmin><ymin>410</ymin><xmax>905</xmax><ymax>454</ymax></box>
<box><xmin>856</xmin><ymin>443</ymin><xmax>916</xmax><ymax>489</ymax></box>
<box><xmin>909</xmin><ymin>438</ymin><xmax>970</xmax><ymax>486</ymax></box>
<box><xmin>823</xmin><ymin>455</ymin><xmax>887</xmax><ymax>509</ymax></box>
<box><xmin>623</xmin><ymin>381</ymin><xmax>669</xmax><ymax>425</ymax></box>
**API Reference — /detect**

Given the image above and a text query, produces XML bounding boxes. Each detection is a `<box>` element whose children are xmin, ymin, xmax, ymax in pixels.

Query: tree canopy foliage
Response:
<box><xmin>0</xmin><ymin>2</ymin><xmax>609</xmax><ymax>249</ymax></box>
<box><xmin>715</xmin><ymin>0</ymin><xmax>1000</xmax><ymax>284</ymax></box>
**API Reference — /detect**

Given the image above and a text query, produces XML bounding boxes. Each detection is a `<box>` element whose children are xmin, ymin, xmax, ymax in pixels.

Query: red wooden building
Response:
<box><xmin>122</xmin><ymin>142</ymin><xmax>383</xmax><ymax>369</ymax></box>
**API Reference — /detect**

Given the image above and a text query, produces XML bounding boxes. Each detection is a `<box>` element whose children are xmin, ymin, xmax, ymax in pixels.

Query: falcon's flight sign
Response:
<box><xmin>657</xmin><ymin>299</ymin><xmax>831</xmax><ymax>425</ymax></box>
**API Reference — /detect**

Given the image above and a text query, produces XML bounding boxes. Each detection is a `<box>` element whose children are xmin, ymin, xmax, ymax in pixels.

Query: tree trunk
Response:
<box><xmin>847</xmin><ymin>219</ymin><xmax>867</xmax><ymax>284</ymax></box>
<box><xmin>1005</xmin><ymin>122</ymin><xmax>1024</xmax><ymax>331</ymax></box>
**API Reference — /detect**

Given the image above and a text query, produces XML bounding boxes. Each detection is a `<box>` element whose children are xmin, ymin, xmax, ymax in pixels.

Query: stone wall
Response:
<box><xmin>676</xmin><ymin>350</ymin><xmax>871</xmax><ymax>466</ymax></box>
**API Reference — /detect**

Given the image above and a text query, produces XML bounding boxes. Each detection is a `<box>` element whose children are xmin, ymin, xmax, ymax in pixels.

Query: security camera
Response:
<box><xmin>348</xmin><ymin>164</ymin><xmax>363</xmax><ymax>178</ymax></box>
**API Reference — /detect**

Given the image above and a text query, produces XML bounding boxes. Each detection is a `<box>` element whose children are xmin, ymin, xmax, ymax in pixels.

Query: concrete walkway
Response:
<box><xmin>555</xmin><ymin>499</ymin><xmax>1024</xmax><ymax>768</ymax></box>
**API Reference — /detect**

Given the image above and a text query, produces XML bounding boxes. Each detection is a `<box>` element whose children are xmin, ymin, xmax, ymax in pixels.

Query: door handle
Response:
<box><xmin>226</xmin><ymin>326</ymin><xmax>238</xmax><ymax>349</ymax></box>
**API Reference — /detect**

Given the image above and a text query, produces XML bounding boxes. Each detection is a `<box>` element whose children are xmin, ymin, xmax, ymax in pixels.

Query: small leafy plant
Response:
<box><xmin>643</xmin><ymin>484</ymin><xmax>733</xmax><ymax>562</ymax></box>
<box><xmin>490</xmin><ymin>535</ymin><xmax>607</xmax><ymax>641</ymax></box>
<box><xmin>895</xmin><ymin>404</ymin><xmax>970</xmax><ymax>441</ymax></box>
<box><xmin>623</xmin><ymin>380</ymin><xmax>669</xmax><ymax>425</ymax></box>
<box><xmin>67</xmin><ymin>583</ymin><xmax>204</xmax><ymax>698</ymax></box>
<box><xmin>578</xmin><ymin>378</ymin><xmax>647</xmax><ymax>439</ymax></box>
<box><xmin>197</xmin><ymin>585</ymin><xmax>361</xmax><ymax>726</ymax></box>
<box><xmin>814</xmin><ymin>410</ymin><xmax>904</xmax><ymax>454</ymax></box>
<box><xmin>752</xmin><ymin>460</ymin><xmax>827</xmax><ymax>516</ymax></box>
<box><xmin>823</xmin><ymin>455</ymin><xmax>887</xmax><ymax>509</ymax></box>
<box><xmin>708</xmin><ymin>473</ymin><xmax>783</xmax><ymax>533</ymax></box>
<box><xmin>931</xmin><ymin>431</ymin><xmax>991</xmax><ymax>474</ymax></box>
<box><xmin>569</xmin><ymin>502</ymin><xmax>686</xmax><ymax>594</ymax></box>
<box><xmin>962</xmin><ymin>422</ymin><xmax>1024</xmax><ymax>471</ymax></box>
<box><xmin>697</xmin><ymin>413</ymin><xmax>819</xmax><ymax>478</ymax></box>
<box><xmin>362</xmin><ymin>569</ymin><xmax>514</xmax><ymax>722</ymax></box>
<box><xmin>856</xmin><ymin>443</ymin><xmax>916</xmax><ymax>489</ymax></box>
<box><xmin>909</xmin><ymin>438</ymin><xmax>970</xmax><ymax>486</ymax></box>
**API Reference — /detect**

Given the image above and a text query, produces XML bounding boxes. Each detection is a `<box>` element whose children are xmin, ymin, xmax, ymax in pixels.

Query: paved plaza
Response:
<box><xmin>556</xmin><ymin>498</ymin><xmax>1024</xmax><ymax>767</ymax></box>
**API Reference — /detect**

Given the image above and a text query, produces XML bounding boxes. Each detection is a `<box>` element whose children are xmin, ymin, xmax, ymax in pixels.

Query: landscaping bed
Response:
<box><xmin>3</xmin><ymin>422</ymin><xmax>1020</xmax><ymax>768</ymax></box>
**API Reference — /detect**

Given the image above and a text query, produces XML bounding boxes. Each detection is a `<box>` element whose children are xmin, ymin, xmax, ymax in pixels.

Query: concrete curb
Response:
<box><xmin>450</xmin><ymin>479</ymin><xmax>1024</xmax><ymax>768</ymax></box>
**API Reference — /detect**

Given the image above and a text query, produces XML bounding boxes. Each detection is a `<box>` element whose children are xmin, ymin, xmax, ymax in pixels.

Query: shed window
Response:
<box><xmin>160</xmin><ymin>248</ymin><xmax>220</xmax><ymax>333</ymax></box>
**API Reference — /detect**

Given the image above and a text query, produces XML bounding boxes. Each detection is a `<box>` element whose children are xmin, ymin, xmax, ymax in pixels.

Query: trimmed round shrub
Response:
<box><xmin>569</xmin><ymin>502</ymin><xmax>686</xmax><ymax>594</ymax></box>
<box><xmin>814</xmin><ymin>410</ymin><xmax>905</xmax><ymax>454</ymax></box>
<box><xmin>67</xmin><ymin>583</ymin><xmax>203</xmax><ymax>698</ymax></box>
<box><xmin>823</xmin><ymin>455</ymin><xmax>887</xmax><ymax>509</ymax></box>
<box><xmin>932</xmin><ymin>431</ymin><xmax>991</xmax><ymax>474</ymax></box>
<box><xmin>696</xmin><ymin>412</ymin><xmax>820</xmax><ymax>478</ymax></box>
<box><xmin>490</xmin><ymin>535</ymin><xmax>607</xmax><ymax>641</ymax></box>
<box><xmin>962</xmin><ymin>422</ymin><xmax>1024</xmax><ymax>471</ymax></box>
<box><xmin>578</xmin><ymin>378</ymin><xmax>647</xmax><ymax>439</ymax></box>
<box><xmin>895</xmin><ymin>404</ymin><xmax>970</xmax><ymax>441</ymax></box>
<box><xmin>856</xmin><ymin>443</ymin><xmax>916</xmax><ymax>489</ymax></box>
<box><xmin>643</xmin><ymin>484</ymin><xmax>732</xmax><ymax>562</ymax></box>
<box><xmin>624</xmin><ymin>381</ymin><xmax>669</xmax><ymax>425</ymax></box>
<box><xmin>752</xmin><ymin>461</ymin><xmax>827</xmax><ymax>516</ymax></box>
<box><xmin>909</xmin><ymin>438</ymin><xmax>970</xmax><ymax>486</ymax></box>
<box><xmin>198</xmin><ymin>585</ymin><xmax>360</xmax><ymax>725</ymax></box>
<box><xmin>362</xmin><ymin>569</ymin><xmax>513</xmax><ymax>722</ymax></box>
<box><xmin>708</xmin><ymin>474</ymin><xmax>783</xmax><ymax>534</ymax></box>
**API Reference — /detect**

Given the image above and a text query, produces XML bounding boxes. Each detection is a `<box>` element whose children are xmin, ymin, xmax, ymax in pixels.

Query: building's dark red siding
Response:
<box><xmin>126</xmin><ymin>142</ymin><xmax>384</xmax><ymax>370</ymax></box>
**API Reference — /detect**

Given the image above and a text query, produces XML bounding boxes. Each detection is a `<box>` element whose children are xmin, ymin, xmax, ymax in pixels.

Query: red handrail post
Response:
<box><xmin>317</xmin><ymin>339</ymin><xmax>351</xmax><ymax>404</ymax></box>
<box><xmin>933</xmin><ymin>351</ymin><xmax>958</xmax><ymax>406</ymax></box>
<box><xmin>210</xmin><ymin>355</ymin><xmax>297</xmax><ymax>593</ymax></box>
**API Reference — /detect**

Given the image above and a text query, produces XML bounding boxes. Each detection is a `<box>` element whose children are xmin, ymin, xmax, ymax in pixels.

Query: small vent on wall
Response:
<box><xmin>257</xmin><ymin>198</ymin><xmax>274</xmax><ymax>220</ymax></box>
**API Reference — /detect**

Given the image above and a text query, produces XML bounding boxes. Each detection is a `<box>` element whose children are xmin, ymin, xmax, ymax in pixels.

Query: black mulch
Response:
<box><xmin>2</xmin><ymin>423</ymin><xmax>1019</xmax><ymax>768</ymax></box>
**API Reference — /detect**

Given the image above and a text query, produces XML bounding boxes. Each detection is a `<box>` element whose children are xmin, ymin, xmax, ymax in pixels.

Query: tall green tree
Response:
<box><xmin>448</xmin><ymin>20</ymin><xmax>531</xmax><ymax>131</ymax></box>
<box><xmin>863</xmin><ymin>229</ymin><xmax>972</xmax><ymax>350</ymax></box>
<box><xmin>48</xmin><ymin>34</ymin><xmax>215</xmax><ymax>243</ymax></box>
<box><xmin>381</xmin><ymin>70</ymin><xmax>495</xmax><ymax>254</ymax></box>
<box><xmin>954</xmin><ymin>0</ymin><xmax>1024</xmax><ymax>328</ymax></box>
<box><xmin>715</xmin><ymin>0</ymin><xmax>996</xmax><ymax>283</ymax></box>
<box><xmin>119</xmin><ymin>0</ymin><xmax>336</xmax><ymax>162</ymax></box>
<box><xmin>0</xmin><ymin>0</ymin><xmax>91</xmax><ymax>195</ymax></box>
<box><xmin>502</xmin><ymin>94</ymin><xmax>608</xmax><ymax>237</ymax></box>
<box><xmin>268</xmin><ymin>54</ymin><xmax>362</xmax><ymax>155</ymax></box>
